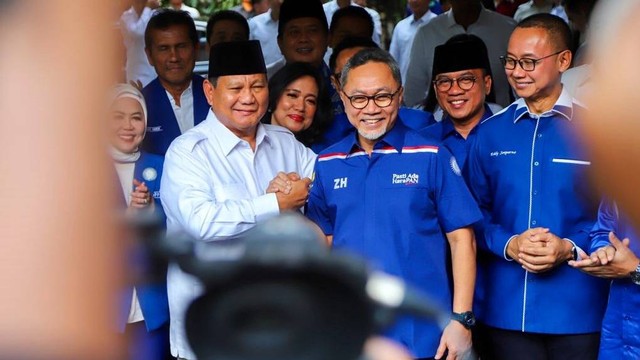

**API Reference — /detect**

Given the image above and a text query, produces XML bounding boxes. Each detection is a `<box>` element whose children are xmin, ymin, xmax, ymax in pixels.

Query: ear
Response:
<box><xmin>330</xmin><ymin>74</ymin><xmax>340</xmax><ymax>92</ymax></box>
<box><xmin>277</xmin><ymin>35</ymin><xmax>284</xmax><ymax>54</ymax></box>
<box><xmin>145</xmin><ymin>46</ymin><xmax>154</xmax><ymax>67</ymax></box>
<box><xmin>203</xmin><ymin>79</ymin><xmax>216</xmax><ymax>107</ymax></box>
<box><xmin>483</xmin><ymin>74</ymin><xmax>492</xmax><ymax>95</ymax></box>
<box><xmin>397</xmin><ymin>86</ymin><xmax>404</xmax><ymax>106</ymax></box>
<box><xmin>558</xmin><ymin>49</ymin><xmax>572</xmax><ymax>73</ymax></box>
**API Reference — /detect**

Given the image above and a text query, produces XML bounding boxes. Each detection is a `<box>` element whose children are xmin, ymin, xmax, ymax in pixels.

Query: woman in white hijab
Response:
<box><xmin>108</xmin><ymin>84</ymin><xmax>169</xmax><ymax>359</ymax></box>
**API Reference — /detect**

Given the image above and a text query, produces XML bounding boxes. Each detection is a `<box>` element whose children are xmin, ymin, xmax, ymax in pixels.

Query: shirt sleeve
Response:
<box><xmin>305</xmin><ymin>161</ymin><xmax>333</xmax><ymax>235</ymax></box>
<box><xmin>433</xmin><ymin>146</ymin><xmax>482</xmax><ymax>233</ymax></box>
<box><xmin>403</xmin><ymin>25</ymin><xmax>432</xmax><ymax>107</ymax></box>
<box><xmin>389</xmin><ymin>25</ymin><xmax>401</xmax><ymax>65</ymax></box>
<box><xmin>296</xmin><ymin>141</ymin><xmax>318</xmax><ymax>179</ymax></box>
<box><xmin>588</xmin><ymin>199</ymin><xmax>619</xmax><ymax>253</ymax></box>
<box><xmin>467</xmin><ymin>134</ymin><xmax>518</xmax><ymax>259</ymax></box>
<box><xmin>160</xmin><ymin>141</ymin><xmax>280</xmax><ymax>241</ymax></box>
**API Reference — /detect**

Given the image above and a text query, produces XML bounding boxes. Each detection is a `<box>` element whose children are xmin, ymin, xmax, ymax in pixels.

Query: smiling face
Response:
<box><xmin>506</xmin><ymin>27</ymin><xmax>570</xmax><ymax>107</ymax></box>
<box><xmin>434</xmin><ymin>68</ymin><xmax>491</xmax><ymax>126</ymax></box>
<box><xmin>271</xmin><ymin>75</ymin><xmax>318</xmax><ymax>134</ymax></box>
<box><xmin>204</xmin><ymin>74</ymin><xmax>269</xmax><ymax>140</ymax></box>
<box><xmin>340</xmin><ymin>61</ymin><xmax>402</xmax><ymax>150</ymax></box>
<box><xmin>278</xmin><ymin>17</ymin><xmax>328</xmax><ymax>68</ymax></box>
<box><xmin>109</xmin><ymin>97</ymin><xmax>146</xmax><ymax>154</ymax></box>
<box><xmin>145</xmin><ymin>24</ymin><xmax>197</xmax><ymax>89</ymax></box>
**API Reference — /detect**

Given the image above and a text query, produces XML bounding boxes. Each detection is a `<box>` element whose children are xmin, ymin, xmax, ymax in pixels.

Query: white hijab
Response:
<box><xmin>108</xmin><ymin>83</ymin><xmax>148</xmax><ymax>163</ymax></box>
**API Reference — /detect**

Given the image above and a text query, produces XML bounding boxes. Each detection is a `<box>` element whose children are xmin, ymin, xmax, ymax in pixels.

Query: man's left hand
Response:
<box><xmin>434</xmin><ymin>321</ymin><xmax>472</xmax><ymax>360</ymax></box>
<box><xmin>517</xmin><ymin>231</ymin><xmax>573</xmax><ymax>273</ymax></box>
<box><xmin>569</xmin><ymin>232</ymin><xmax>640</xmax><ymax>278</ymax></box>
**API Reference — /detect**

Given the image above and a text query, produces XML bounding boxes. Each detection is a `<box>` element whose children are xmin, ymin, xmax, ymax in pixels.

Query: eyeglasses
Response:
<box><xmin>342</xmin><ymin>87</ymin><xmax>402</xmax><ymax>109</ymax></box>
<box><xmin>433</xmin><ymin>75</ymin><xmax>477</xmax><ymax>92</ymax></box>
<box><xmin>500</xmin><ymin>50</ymin><xmax>566</xmax><ymax>71</ymax></box>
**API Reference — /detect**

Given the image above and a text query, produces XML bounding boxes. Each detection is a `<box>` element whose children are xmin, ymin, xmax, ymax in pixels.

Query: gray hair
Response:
<box><xmin>340</xmin><ymin>48</ymin><xmax>402</xmax><ymax>88</ymax></box>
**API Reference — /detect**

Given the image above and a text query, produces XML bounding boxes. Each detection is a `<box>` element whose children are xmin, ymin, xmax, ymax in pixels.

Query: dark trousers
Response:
<box><xmin>124</xmin><ymin>322</ymin><xmax>171</xmax><ymax>360</ymax></box>
<box><xmin>484</xmin><ymin>326</ymin><xmax>600</xmax><ymax>360</ymax></box>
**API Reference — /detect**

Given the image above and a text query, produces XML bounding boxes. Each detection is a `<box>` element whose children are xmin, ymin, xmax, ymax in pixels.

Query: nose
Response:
<box><xmin>168</xmin><ymin>47</ymin><xmax>179</xmax><ymax>62</ymax></box>
<box><xmin>123</xmin><ymin>117</ymin><xmax>134</xmax><ymax>130</ymax></box>
<box><xmin>293</xmin><ymin>97</ymin><xmax>305</xmax><ymax>112</ymax></box>
<box><xmin>362</xmin><ymin>97</ymin><xmax>381</xmax><ymax>114</ymax></box>
<box><xmin>510</xmin><ymin>63</ymin><xmax>526</xmax><ymax>78</ymax></box>
<box><xmin>238</xmin><ymin>87</ymin><xmax>257</xmax><ymax>104</ymax></box>
<box><xmin>448</xmin><ymin>81</ymin><xmax>465</xmax><ymax>95</ymax></box>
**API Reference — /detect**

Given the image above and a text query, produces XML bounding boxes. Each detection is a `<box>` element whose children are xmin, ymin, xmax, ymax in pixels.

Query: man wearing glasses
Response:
<box><xmin>306</xmin><ymin>47</ymin><xmax>481</xmax><ymax>360</ymax></box>
<box><xmin>467</xmin><ymin>14</ymin><xmax>609</xmax><ymax>360</ymax></box>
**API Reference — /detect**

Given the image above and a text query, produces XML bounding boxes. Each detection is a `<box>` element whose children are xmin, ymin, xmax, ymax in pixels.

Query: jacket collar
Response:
<box><xmin>513</xmin><ymin>86</ymin><xmax>574</xmax><ymax>123</ymax></box>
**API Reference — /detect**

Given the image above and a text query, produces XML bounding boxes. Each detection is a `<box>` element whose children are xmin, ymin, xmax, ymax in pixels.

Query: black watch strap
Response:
<box><xmin>451</xmin><ymin>311</ymin><xmax>476</xmax><ymax>329</ymax></box>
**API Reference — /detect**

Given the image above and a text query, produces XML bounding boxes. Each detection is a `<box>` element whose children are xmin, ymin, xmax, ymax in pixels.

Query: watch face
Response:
<box><xmin>631</xmin><ymin>271</ymin><xmax>640</xmax><ymax>285</ymax></box>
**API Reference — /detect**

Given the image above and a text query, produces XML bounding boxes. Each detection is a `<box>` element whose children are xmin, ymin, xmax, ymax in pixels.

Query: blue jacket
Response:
<box><xmin>590</xmin><ymin>200</ymin><xmax>640</xmax><ymax>359</ymax></box>
<box><xmin>116</xmin><ymin>151</ymin><xmax>169</xmax><ymax>332</ymax></box>
<box><xmin>467</xmin><ymin>89</ymin><xmax>608</xmax><ymax>333</ymax></box>
<box><xmin>142</xmin><ymin>75</ymin><xmax>209</xmax><ymax>155</ymax></box>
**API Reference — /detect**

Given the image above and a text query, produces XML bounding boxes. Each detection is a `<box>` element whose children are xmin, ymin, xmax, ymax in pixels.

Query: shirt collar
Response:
<box><xmin>513</xmin><ymin>86</ymin><xmax>574</xmax><ymax>123</ymax></box>
<box><xmin>411</xmin><ymin>10</ymin><xmax>433</xmax><ymax>25</ymax></box>
<box><xmin>440</xmin><ymin>103</ymin><xmax>493</xmax><ymax>138</ymax></box>
<box><xmin>332</xmin><ymin>118</ymin><xmax>407</xmax><ymax>155</ymax></box>
<box><xmin>209</xmin><ymin>110</ymin><xmax>272</xmax><ymax>156</ymax></box>
<box><xmin>447</xmin><ymin>5</ymin><xmax>486</xmax><ymax>28</ymax></box>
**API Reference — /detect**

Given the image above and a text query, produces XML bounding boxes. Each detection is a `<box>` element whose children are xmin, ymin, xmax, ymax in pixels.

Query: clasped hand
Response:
<box><xmin>507</xmin><ymin>227</ymin><xmax>573</xmax><ymax>273</ymax></box>
<box><xmin>267</xmin><ymin>171</ymin><xmax>312</xmax><ymax>211</ymax></box>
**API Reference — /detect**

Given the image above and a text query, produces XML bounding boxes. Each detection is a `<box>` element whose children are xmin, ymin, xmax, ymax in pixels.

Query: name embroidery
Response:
<box><xmin>392</xmin><ymin>173</ymin><xmax>419</xmax><ymax>185</ymax></box>
<box><xmin>490</xmin><ymin>150</ymin><xmax>517</xmax><ymax>157</ymax></box>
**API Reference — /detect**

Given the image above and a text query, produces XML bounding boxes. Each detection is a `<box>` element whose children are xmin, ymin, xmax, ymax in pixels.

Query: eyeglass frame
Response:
<box><xmin>341</xmin><ymin>86</ymin><xmax>403</xmax><ymax>109</ymax></box>
<box><xmin>432</xmin><ymin>75</ymin><xmax>478</xmax><ymax>92</ymax></box>
<box><xmin>500</xmin><ymin>50</ymin><xmax>567</xmax><ymax>72</ymax></box>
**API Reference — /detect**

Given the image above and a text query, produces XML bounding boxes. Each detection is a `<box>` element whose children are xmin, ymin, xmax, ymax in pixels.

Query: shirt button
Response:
<box><xmin>624</xmin><ymin>315</ymin><xmax>630</xmax><ymax>320</ymax></box>
<box><xmin>533</xmin><ymin>190</ymin><xmax>538</xmax><ymax>195</ymax></box>
<box><xmin>532</xmin><ymin>220</ymin><xmax>537</xmax><ymax>225</ymax></box>
<box><xmin>534</xmin><ymin>161</ymin><xmax>540</xmax><ymax>166</ymax></box>
<box><xmin>538</xmin><ymin>133</ymin><xmax>543</xmax><ymax>138</ymax></box>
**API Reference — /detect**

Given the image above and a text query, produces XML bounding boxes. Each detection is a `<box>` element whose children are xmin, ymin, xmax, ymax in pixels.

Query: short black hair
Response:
<box><xmin>329</xmin><ymin>6</ymin><xmax>374</xmax><ymax>37</ymax></box>
<box><xmin>517</xmin><ymin>13</ymin><xmax>572</xmax><ymax>52</ymax></box>
<box><xmin>206</xmin><ymin>10</ymin><xmax>250</xmax><ymax>45</ymax></box>
<box><xmin>329</xmin><ymin>36</ymin><xmax>378</xmax><ymax>73</ymax></box>
<box><xmin>145</xmin><ymin>9</ymin><xmax>198</xmax><ymax>49</ymax></box>
<box><xmin>265</xmin><ymin>62</ymin><xmax>332</xmax><ymax>147</ymax></box>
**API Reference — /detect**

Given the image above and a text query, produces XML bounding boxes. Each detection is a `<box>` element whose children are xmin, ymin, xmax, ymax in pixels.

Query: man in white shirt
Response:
<box><xmin>249</xmin><ymin>0</ymin><xmax>284</xmax><ymax>68</ymax></box>
<box><xmin>120</xmin><ymin>0</ymin><xmax>159</xmax><ymax>87</ymax></box>
<box><xmin>389</xmin><ymin>0</ymin><xmax>437</xmax><ymax>85</ymax></box>
<box><xmin>161</xmin><ymin>40</ymin><xmax>316</xmax><ymax>359</ymax></box>
<box><xmin>142</xmin><ymin>9</ymin><xmax>209</xmax><ymax>155</ymax></box>
<box><xmin>167</xmin><ymin>0</ymin><xmax>200</xmax><ymax>19</ymax></box>
<box><xmin>405</xmin><ymin>0</ymin><xmax>516</xmax><ymax>107</ymax></box>
<box><xmin>323</xmin><ymin>0</ymin><xmax>382</xmax><ymax>46</ymax></box>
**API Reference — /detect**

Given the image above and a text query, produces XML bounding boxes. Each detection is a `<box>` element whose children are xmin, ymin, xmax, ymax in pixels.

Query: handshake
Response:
<box><xmin>267</xmin><ymin>172</ymin><xmax>312</xmax><ymax>212</ymax></box>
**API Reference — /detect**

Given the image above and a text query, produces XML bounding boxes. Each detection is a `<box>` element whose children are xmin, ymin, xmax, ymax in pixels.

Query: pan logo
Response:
<box><xmin>392</xmin><ymin>173</ymin><xmax>419</xmax><ymax>185</ymax></box>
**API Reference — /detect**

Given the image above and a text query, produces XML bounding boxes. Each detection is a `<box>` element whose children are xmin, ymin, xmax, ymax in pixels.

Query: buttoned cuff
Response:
<box><xmin>504</xmin><ymin>234</ymin><xmax>519</xmax><ymax>261</ymax></box>
<box><xmin>252</xmin><ymin>193</ymin><xmax>280</xmax><ymax>223</ymax></box>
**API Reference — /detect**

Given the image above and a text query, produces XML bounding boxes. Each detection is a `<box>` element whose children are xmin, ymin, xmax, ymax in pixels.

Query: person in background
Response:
<box><xmin>570</xmin><ymin>200</ymin><xmax>640</xmax><ymax>359</ymax></box>
<box><xmin>264</xmin><ymin>62</ymin><xmax>331</xmax><ymax>149</ymax></box>
<box><xmin>252</xmin><ymin>0</ymin><xmax>270</xmax><ymax>15</ymax></box>
<box><xmin>161</xmin><ymin>40</ymin><xmax>316</xmax><ymax>359</ymax></box>
<box><xmin>405</xmin><ymin>0</ymin><xmax>516</xmax><ymax>108</ymax></box>
<box><xmin>307</xmin><ymin>47</ymin><xmax>480</xmax><ymax>360</ymax></box>
<box><xmin>467</xmin><ymin>14</ymin><xmax>609</xmax><ymax>360</ymax></box>
<box><xmin>390</xmin><ymin>0</ymin><xmax>437</xmax><ymax>85</ymax></box>
<box><xmin>108</xmin><ymin>84</ymin><xmax>169</xmax><ymax>360</ymax></box>
<box><xmin>420</xmin><ymin>34</ymin><xmax>497</xmax><ymax>175</ymax></box>
<box><xmin>142</xmin><ymin>9</ymin><xmax>209</xmax><ymax>156</ymax></box>
<box><xmin>249</xmin><ymin>0</ymin><xmax>285</xmax><ymax>68</ymax></box>
<box><xmin>513</xmin><ymin>0</ymin><xmax>555</xmax><ymax>22</ymax></box>
<box><xmin>166</xmin><ymin>0</ymin><xmax>199</xmax><ymax>19</ymax></box>
<box><xmin>206</xmin><ymin>10</ymin><xmax>250</xmax><ymax>48</ymax></box>
<box><xmin>323</xmin><ymin>6</ymin><xmax>374</xmax><ymax>69</ymax></box>
<box><xmin>120</xmin><ymin>0</ymin><xmax>160</xmax><ymax>87</ymax></box>
<box><xmin>323</xmin><ymin>0</ymin><xmax>382</xmax><ymax>46</ymax></box>
<box><xmin>419</xmin><ymin>34</ymin><xmax>499</xmax><ymax>359</ymax></box>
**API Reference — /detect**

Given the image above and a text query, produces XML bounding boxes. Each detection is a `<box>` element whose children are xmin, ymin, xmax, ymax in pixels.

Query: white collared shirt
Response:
<box><xmin>389</xmin><ymin>11</ymin><xmax>437</xmax><ymax>85</ymax></box>
<box><xmin>249</xmin><ymin>9</ymin><xmax>284</xmax><ymax>68</ymax></box>
<box><xmin>170</xmin><ymin>3</ymin><xmax>200</xmax><ymax>19</ymax></box>
<box><xmin>120</xmin><ymin>6</ymin><xmax>157</xmax><ymax>87</ymax></box>
<box><xmin>166</xmin><ymin>82</ymin><xmax>194</xmax><ymax>134</ymax></box>
<box><xmin>404</xmin><ymin>7</ymin><xmax>517</xmax><ymax>108</ymax></box>
<box><xmin>161</xmin><ymin>110</ymin><xmax>316</xmax><ymax>358</ymax></box>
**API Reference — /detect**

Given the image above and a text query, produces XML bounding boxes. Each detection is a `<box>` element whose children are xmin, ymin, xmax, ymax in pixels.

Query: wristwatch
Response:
<box><xmin>451</xmin><ymin>311</ymin><xmax>476</xmax><ymax>329</ymax></box>
<box><xmin>630</xmin><ymin>264</ymin><xmax>640</xmax><ymax>285</ymax></box>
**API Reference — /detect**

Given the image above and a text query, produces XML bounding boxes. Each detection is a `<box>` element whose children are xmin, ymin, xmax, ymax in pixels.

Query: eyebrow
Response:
<box><xmin>346</xmin><ymin>87</ymin><xmax>393</xmax><ymax>95</ymax></box>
